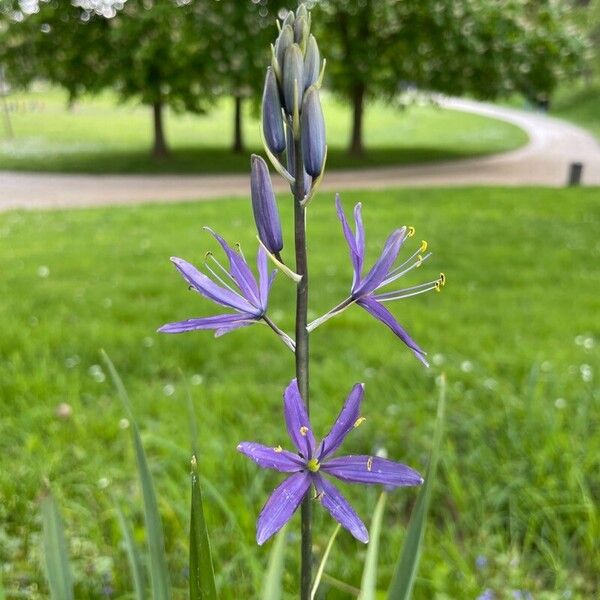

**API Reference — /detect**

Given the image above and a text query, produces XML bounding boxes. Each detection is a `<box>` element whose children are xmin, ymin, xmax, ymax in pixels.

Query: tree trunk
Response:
<box><xmin>232</xmin><ymin>95</ymin><xmax>244</xmax><ymax>154</ymax></box>
<box><xmin>152</xmin><ymin>101</ymin><xmax>168</xmax><ymax>158</ymax></box>
<box><xmin>349</xmin><ymin>83</ymin><xmax>365</xmax><ymax>156</ymax></box>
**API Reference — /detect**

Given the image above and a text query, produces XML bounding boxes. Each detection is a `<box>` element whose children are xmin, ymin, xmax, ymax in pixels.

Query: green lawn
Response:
<box><xmin>0</xmin><ymin>187</ymin><xmax>598</xmax><ymax>599</ymax></box>
<box><xmin>552</xmin><ymin>79</ymin><xmax>600</xmax><ymax>139</ymax></box>
<box><xmin>0</xmin><ymin>88</ymin><xmax>527</xmax><ymax>173</ymax></box>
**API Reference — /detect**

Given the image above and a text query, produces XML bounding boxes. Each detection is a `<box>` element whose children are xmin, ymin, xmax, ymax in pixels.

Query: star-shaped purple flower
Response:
<box><xmin>158</xmin><ymin>228</ymin><xmax>279</xmax><ymax>339</ymax></box>
<box><xmin>238</xmin><ymin>379</ymin><xmax>423</xmax><ymax>545</ymax></box>
<box><xmin>308</xmin><ymin>196</ymin><xmax>445</xmax><ymax>366</ymax></box>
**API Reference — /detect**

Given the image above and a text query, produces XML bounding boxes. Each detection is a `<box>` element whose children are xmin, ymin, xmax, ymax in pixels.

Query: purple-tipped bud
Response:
<box><xmin>283</xmin><ymin>44</ymin><xmax>304</xmax><ymax>115</ymax></box>
<box><xmin>304</xmin><ymin>35</ymin><xmax>320</xmax><ymax>91</ymax></box>
<box><xmin>251</xmin><ymin>155</ymin><xmax>283</xmax><ymax>255</ymax></box>
<box><xmin>275</xmin><ymin>25</ymin><xmax>294</xmax><ymax>75</ymax></box>
<box><xmin>301</xmin><ymin>87</ymin><xmax>326</xmax><ymax>177</ymax></box>
<box><xmin>262</xmin><ymin>68</ymin><xmax>286</xmax><ymax>155</ymax></box>
<box><xmin>286</xmin><ymin>127</ymin><xmax>311</xmax><ymax>197</ymax></box>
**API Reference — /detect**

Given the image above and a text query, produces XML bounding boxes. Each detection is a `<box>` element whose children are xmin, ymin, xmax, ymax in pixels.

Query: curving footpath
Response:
<box><xmin>0</xmin><ymin>97</ymin><xmax>599</xmax><ymax>212</ymax></box>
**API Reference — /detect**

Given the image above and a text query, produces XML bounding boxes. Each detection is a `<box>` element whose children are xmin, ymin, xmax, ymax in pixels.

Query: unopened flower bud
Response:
<box><xmin>275</xmin><ymin>25</ymin><xmax>294</xmax><ymax>75</ymax></box>
<box><xmin>262</xmin><ymin>67</ymin><xmax>286</xmax><ymax>154</ymax></box>
<box><xmin>286</xmin><ymin>128</ymin><xmax>311</xmax><ymax>197</ymax></box>
<box><xmin>282</xmin><ymin>10</ymin><xmax>295</xmax><ymax>28</ymax></box>
<box><xmin>283</xmin><ymin>44</ymin><xmax>304</xmax><ymax>115</ymax></box>
<box><xmin>251</xmin><ymin>155</ymin><xmax>283</xmax><ymax>255</ymax></box>
<box><xmin>301</xmin><ymin>86</ymin><xmax>326</xmax><ymax>177</ymax></box>
<box><xmin>296</xmin><ymin>4</ymin><xmax>308</xmax><ymax>21</ymax></box>
<box><xmin>304</xmin><ymin>35</ymin><xmax>320</xmax><ymax>91</ymax></box>
<box><xmin>294</xmin><ymin>15</ymin><xmax>308</xmax><ymax>49</ymax></box>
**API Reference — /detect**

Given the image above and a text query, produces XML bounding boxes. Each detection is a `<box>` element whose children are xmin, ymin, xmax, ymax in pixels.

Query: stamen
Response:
<box><xmin>204</xmin><ymin>262</ymin><xmax>239</xmax><ymax>295</ymax></box>
<box><xmin>314</xmin><ymin>491</ymin><xmax>325</xmax><ymax>502</ymax></box>
<box><xmin>273</xmin><ymin>445</ymin><xmax>283</xmax><ymax>453</ymax></box>
<box><xmin>208</xmin><ymin>254</ymin><xmax>239</xmax><ymax>288</ymax></box>
<box><xmin>299</xmin><ymin>426</ymin><xmax>309</xmax><ymax>437</ymax></box>
<box><xmin>440</xmin><ymin>272</ymin><xmax>446</xmax><ymax>286</ymax></box>
<box><xmin>378</xmin><ymin>251</ymin><xmax>433</xmax><ymax>288</ymax></box>
<box><xmin>353</xmin><ymin>417</ymin><xmax>366</xmax><ymax>428</ymax></box>
<box><xmin>420</xmin><ymin>240</ymin><xmax>428</xmax><ymax>253</ymax></box>
<box><xmin>407</xmin><ymin>226</ymin><xmax>415</xmax><ymax>237</ymax></box>
<box><xmin>435</xmin><ymin>281</ymin><xmax>441</xmax><ymax>292</ymax></box>
<box><xmin>367</xmin><ymin>457</ymin><xmax>373</xmax><ymax>472</ymax></box>
<box><xmin>235</xmin><ymin>242</ymin><xmax>246</xmax><ymax>262</ymax></box>
<box><xmin>375</xmin><ymin>281</ymin><xmax>439</xmax><ymax>302</ymax></box>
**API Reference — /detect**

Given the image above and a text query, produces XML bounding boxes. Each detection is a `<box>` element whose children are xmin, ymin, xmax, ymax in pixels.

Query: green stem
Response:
<box><xmin>292</xmin><ymin>124</ymin><xmax>312</xmax><ymax>600</ymax></box>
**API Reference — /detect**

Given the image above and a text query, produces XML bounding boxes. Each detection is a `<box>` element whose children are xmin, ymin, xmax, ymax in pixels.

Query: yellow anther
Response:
<box><xmin>367</xmin><ymin>457</ymin><xmax>373</xmax><ymax>472</ymax></box>
<box><xmin>273</xmin><ymin>445</ymin><xmax>283</xmax><ymax>453</ymax></box>
<box><xmin>420</xmin><ymin>240</ymin><xmax>428</xmax><ymax>253</ymax></box>
<box><xmin>314</xmin><ymin>491</ymin><xmax>325</xmax><ymax>502</ymax></box>
<box><xmin>439</xmin><ymin>272</ymin><xmax>446</xmax><ymax>286</ymax></box>
<box><xmin>205</xmin><ymin>251</ymin><xmax>213</xmax><ymax>258</ymax></box>
<box><xmin>434</xmin><ymin>281</ymin><xmax>441</xmax><ymax>292</ymax></box>
<box><xmin>407</xmin><ymin>226</ymin><xmax>415</xmax><ymax>237</ymax></box>
<box><xmin>353</xmin><ymin>417</ymin><xmax>366</xmax><ymax>428</ymax></box>
<box><xmin>307</xmin><ymin>458</ymin><xmax>320</xmax><ymax>472</ymax></box>
<box><xmin>299</xmin><ymin>426</ymin><xmax>309</xmax><ymax>437</ymax></box>
<box><xmin>416</xmin><ymin>254</ymin><xmax>423</xmax><ymax>267</ymax></box>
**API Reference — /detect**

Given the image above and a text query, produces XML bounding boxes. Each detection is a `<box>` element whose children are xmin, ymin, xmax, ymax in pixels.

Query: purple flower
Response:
<box><xmin>309</xmin><ymin>196</ymin><xmax>446</xmax><ymax>366</ymax></box>
<box><xmin>158</xmin><ymin>229</ymin><xmax>276</xmax><ymax>338</ymax></box>
<box><xmin>238</xmin><ymin>379</ymin><xmax>423</xmax><ymax>545</ymax></box>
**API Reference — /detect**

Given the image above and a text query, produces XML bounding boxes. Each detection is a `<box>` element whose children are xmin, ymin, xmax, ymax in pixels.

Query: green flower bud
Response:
<box><xmin>283</xmin><ymin>44</ymin><xmax>304</xmax><ymax>116</ymax></box>
<box><xmin>275</xmin><ymin>25</ymin><xmax>294</xmax><ymax>76</ymax></box>
<box><xmin>262</xmin><ymin>67</ymin><xmax>286</xmax><ymax>155</ymax></box>
<box><xmin>304</xmin><ymin>35</ymin><xmax>320</xmax><ymax>91</ymax></box>
<box><xmin>301</xmin><ymin>86</ymin><xmax>326</xmax><ymax>177</ymax></box>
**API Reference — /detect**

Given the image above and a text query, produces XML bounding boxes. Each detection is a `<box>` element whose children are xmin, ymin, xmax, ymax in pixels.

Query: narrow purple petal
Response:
<box><xmin>313</xmin><ymin>474</ymin><xmax>368</xmax><ymax>543</ymax></box>
<box><xmin>353</xmin><ymin>229</ymin><xmax>406</xmax><ymax>297</ymax></box>
<box><xmin>283</xmin><ymin>379</ymin><xmax>316</xmax><ymax>459</ymax></box>
<box><xmin>205</xmin><ymin>229</ymin><xmax>262</xmax><ymax>310</ymax></box>
<box><xmin>237</xmin><ymin>442</ymin><xmax>304</xmax><ymax>473</ymax></box>
<box><xmin>158</xmin><ymin>313</ymin><xmax>256</xmax><ymax>334</ymax></box>
<box><xmin>317</xmin><ymin>383</ymin><xmax>364</xmax><ymax>460</ymax></box>
<box><xmin>170</xmin><ymin>257</ymin><xmax>255</xmax><ymax>313</ymax></box>
<box><xmin>256</xmin><ymin>245</ymin><xmax>269</xmax><ymax>310</ymax></box>
<box><xmin>256</xmin><ymin>472</ymin><xmax>311</xmax><ymax>545</ymax></box>
<box><xmin>357</xmin><ymin>296</ymin><xmax>429</xmax><ymax>366</ymax></box>
<box><xmin>214</xmin><ymin>319</ymin><xmax>257</xmax><ymax>338</ymax></box>
<box><xmin>335</xmin><ymin>195</ymin><xmax>362</xmax><ymax>289</ymax></box>
<box><xmin>321</xmin><ymin>455</ymin><xmax>423</xmax><ymax>488</ymax></box>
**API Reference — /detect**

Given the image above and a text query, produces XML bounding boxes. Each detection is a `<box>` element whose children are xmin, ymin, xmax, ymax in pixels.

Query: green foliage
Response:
<box><xmin>190</xmin><ymin>455</ymin><xmax>217</xmax><ymax>600</ymax></box>
<box><xmin>0</xmin><ymin>188</ymin><xmax>598</xmax><ymax>597</ymax></box>
<box><xmin>114</xmin><ymin>502</ymin><xmax>146</xmax><ymax>600</ymax></box>
<box><xmin>388</xmin><ymin>377</ymin><xmax>446</xmax><ymax>599</ymax></box>
<box><xmin>40</xmin><ymin>485</ymin><xmax>74</xmax><ymax>600</ymax></box>
<box><xmin>360</xmin><ymin>493</ymin><xmax>387</xmax><ymax>600</ymax></box>
<box><xmin>102</xmin><ymin>351</ymin><xmax>171</xmax><ymax>600</ymax></box>
<box><xmin>261</xmin><ymin>527</ymin><xmax>288</xmax><ymax>600</ymax></box>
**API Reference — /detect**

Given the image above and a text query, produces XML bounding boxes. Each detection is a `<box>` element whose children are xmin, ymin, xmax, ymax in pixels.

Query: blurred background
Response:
<box><xmin>0</xmin><ymin>1</ymin><xmax>598</xmax><ymax>599</ymax></box>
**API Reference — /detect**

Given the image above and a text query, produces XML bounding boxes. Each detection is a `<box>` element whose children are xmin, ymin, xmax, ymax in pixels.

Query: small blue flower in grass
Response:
<box><xmin>158</xmin><ymin>228</ymin><xmax>276</xmax><ymax>338</ymax></box>
<box><xmin>238</xmin><ymin>379</ymin><xmax>423</xmax><ymax>545</ymax></box>
<box><xmin>308</xmin><ymin>195</ymin><xmax>446</xmax><ymax>366</ymax></box>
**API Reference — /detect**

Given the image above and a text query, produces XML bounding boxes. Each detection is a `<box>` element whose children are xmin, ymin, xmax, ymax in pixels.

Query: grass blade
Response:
<box><xmin>261</xmin><ymin>526</ymin><xmax>287</xmax><ymax>600</ymax></box>
<box><xmin>115</xmin><ymin>501</ymin><xmax>146</xmax><ymax>600</ymax></box>
<box><xmin>0</xmin><ymin>571</ymin><xmax>5</xmax><ymax>600</ymax></box>
<box><xmin>102</xmin><ymin>350</ymin><xmax>171</xmax><ymax>600</ymax></box>
<box><xmin>360</xmin><ymin>493</ymin><xmax>387</xmax><ymax>600</ymax></box>
<box><xmin>190</xmin><ymin>455</ymin><xmax>217</xmax><ymax>600</ymax></box>
<box><xmin>310</xmin><ymin>524</ymin><xmax>341</xmax><ymax>600</ymax></box>
<box><xmin>387</xmin><ymin>374</ymin><xmax>446</xmax><ymax>599</ymax></box>
<box><xmin>40</xmin><ymin>484</ymin><xmax>74</xmax><ymax>600</ymax></box>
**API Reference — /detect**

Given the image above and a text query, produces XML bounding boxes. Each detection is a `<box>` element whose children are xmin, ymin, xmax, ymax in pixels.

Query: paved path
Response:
<box><xmin>1</xmin><ymin>98</ymin><xmax>599</xmax><ymax>211</ymax></box>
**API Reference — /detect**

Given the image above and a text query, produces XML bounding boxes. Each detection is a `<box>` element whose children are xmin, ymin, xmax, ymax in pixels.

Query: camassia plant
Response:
<box><xmin>156</xmin><ymin>3</ymin><xmax>445</xmax><ymax>599</ymax></box>
<box><xmin>39</xmin><ymin>4</ymin><xmax>446</xmax><ymax>600</ymax></box>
